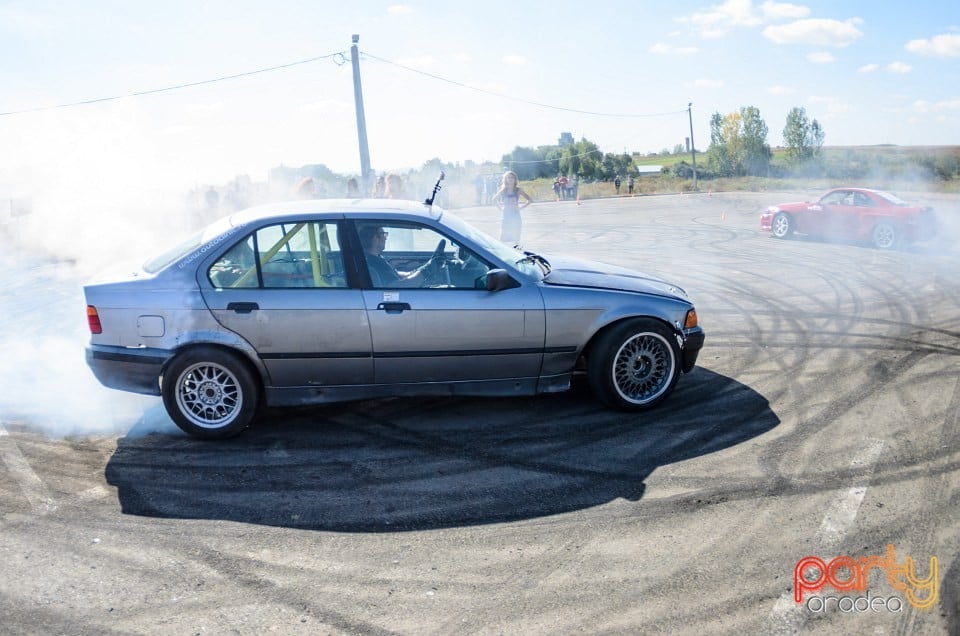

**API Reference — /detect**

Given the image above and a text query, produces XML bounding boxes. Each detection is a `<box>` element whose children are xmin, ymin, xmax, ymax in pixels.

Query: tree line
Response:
<box><xmin>492</xmin><ymin>106</ymin><xmax>958</xmax><ymax>184</ymax></box>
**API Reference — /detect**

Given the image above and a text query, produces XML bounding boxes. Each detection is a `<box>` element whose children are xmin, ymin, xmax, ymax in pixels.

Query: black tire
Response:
<box><xmin>771</xmin><ymin>212</ymin><xmax>794</xmax><ymax>239</ymax></box>
<box><xmin>161</xmin><ymin>347</ymin><xmax>259</xmax><ymax>439</ymax></box>
<box><xmin>871</xmin><ymin>221</ymin><xmax>897</xmax><ymax>250</ymax></box>
<box><xmin>587</xmin><ymin>319</ymin><xmax>681</xmax><ymax>411</ymax></box>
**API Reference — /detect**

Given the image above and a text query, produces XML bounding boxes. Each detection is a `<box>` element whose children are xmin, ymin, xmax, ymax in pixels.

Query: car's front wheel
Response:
<box><xmin>871</xmin><ymin>221</ymin><xmax>898</xmax><ymax>250</ymax></box>
<box><xmin>162</xmin><ymin>347</ymin><xmax>259</xmax><ymax>439</ymax></box>
<box><xmin>771</xmin><ymin>212</ymin><xmax>794</xmax><ymax>239</ymax></box>
<box><xmin>588</xmin><ymin>319</ymin><xmax>681</xmax><ymax>410</ymax></box>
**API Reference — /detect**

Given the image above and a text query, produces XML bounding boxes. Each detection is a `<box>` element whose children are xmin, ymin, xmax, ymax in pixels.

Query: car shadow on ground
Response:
<box><xmin>105</xmin><ymin>368</ymin><xmax>778</xmax><ymax>532</ymax></box>
<box><xmin>779</xmin><ymin>233</ymin><xmax>943</xmax><ymax>255</ymax></box>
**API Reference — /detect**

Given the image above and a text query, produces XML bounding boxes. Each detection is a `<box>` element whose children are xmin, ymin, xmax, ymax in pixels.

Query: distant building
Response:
<box><xmin>558</xmin><ymin>132</ymin><xmax>574</xmax><ymax>147</ymax></box>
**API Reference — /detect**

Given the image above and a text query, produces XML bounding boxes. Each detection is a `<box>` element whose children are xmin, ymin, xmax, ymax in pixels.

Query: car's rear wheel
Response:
<box><xmin>162</xmin><ymin>347</ymin><xmax>259</xmax><ymax>439</ymax></box>
<box><xmin>771</xmin><ymin>212</ymin><xmax>794</xmax><ymax>239</ymax></box>
<box><xmin>588</xmin><ymin>319</ymin><xmax>681</xmax><ymax>410</ymax></box>
<box><xmin>871</xmin><ymin>221</ymin><xmax>897</xmax><ymax>250</ymax></box>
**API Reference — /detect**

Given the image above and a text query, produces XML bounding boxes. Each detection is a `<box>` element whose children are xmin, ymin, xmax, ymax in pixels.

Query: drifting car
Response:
<box><xmin>84</xmin><ymin>196</ymin><xmax>704</xmax><ymax>439</ymax></box>
<box><xmin>759</xmin><ymin>187</ymin><xmax>937</xmax><ymax>249</ymax></box>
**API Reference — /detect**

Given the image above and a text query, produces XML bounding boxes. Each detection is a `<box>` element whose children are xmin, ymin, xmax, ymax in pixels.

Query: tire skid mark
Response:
<box><xmin>894</xmin><ymin>373</ymin><xmax>960</xmax><ymax>636</ymax></box>
<box><xmin>766</xmin><ymin>438</ymin><xmax>886</xmax><ymax>634</ymax></box>
<box><xmin>0</xmin><ymin>421</ymin><xmax>57</xmax><ymax>514</ymax></box>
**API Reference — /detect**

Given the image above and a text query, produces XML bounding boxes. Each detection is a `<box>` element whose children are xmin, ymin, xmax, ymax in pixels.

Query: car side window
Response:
<box><xmin>821</xmin><ymin>192</ymin><xmax>843</xmax><ymax>206</ymax></box>
<box><xmin>208</xmin><ymin>221</ymin><xmax>347</xmax><ymax>289</ymax></box>
<box><xmin>356</xmin><ymin>221</ymin><xmax>492</xmax><ymax>290</ymax></box>
<box><xmin>208</xmin><ymin>236</ymin><xmax>258</xmax><ymax>288</ymax></box>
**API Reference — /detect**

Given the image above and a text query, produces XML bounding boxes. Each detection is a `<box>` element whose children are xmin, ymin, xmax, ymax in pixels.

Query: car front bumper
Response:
<box><xmin>759</xmin><ymin>212</ymin><xmax>774</xmax><ymax>232</ymax></box>
<box><xmin>85</xmin><ymin>345</ymin><xmax>171</xmax><ymax>396</ymax></box>
<box><xmin>681</xmin><ymin>327</ymin><xmax>705</xmax><ymax>373</ymax></box>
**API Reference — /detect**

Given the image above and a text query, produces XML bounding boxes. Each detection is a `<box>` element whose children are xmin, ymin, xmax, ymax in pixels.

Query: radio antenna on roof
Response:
<box><xmin>424</xmin><ymin>171</ymin><xmax>445</xmax><ymax>207</ymax></box>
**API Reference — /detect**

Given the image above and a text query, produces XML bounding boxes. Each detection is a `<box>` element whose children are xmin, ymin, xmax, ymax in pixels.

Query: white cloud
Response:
<box><xmin>691</xmin><ymin>78</ymin><xmax>725</xmax><ymax>88</ymax></box>
<box><xmin>807</xmin><ymin>51</ymin><xmax>835</xmax><ymax>63</ymax></box>
<box><xmin>680</xmin><ymin>0</ymin><xmax>810</xmax><ymax>38</ymax></box>
<box><xmin>807</xmin><ymin>96</ymin><xmax>855</xmax><ymax>119</ymax></box>
<box><xmin>913</xmin><ymin>99</ymin><xmax>960</xmax><ymax>114</ymax></box>
<box><xmin>387</xmin><ymin>4</ymin><xmax>413</xmax><ymax>14</ymax></box>
<box><xmin>886</xmin><ymin>61</ymin><xmax>912</xmax><ymax>73</ymax></box>
<box><xmin>649</xmin><ymin>42</ymin><xmax>700</xmax><ymax>55</ymax></box>
<box><xmin>768</xmin><ymin>85</ymin><xmax>795</xmax><ymax>95</ymax></box>
<box><xmin>759</xmin><ymin>1</ymin><xmax>811</xmax><ymax>20</ymax></box>
<box><xmin>680</xmin><ymin>0</ymin><xmax>761</xmax><ymax>38</ymax></box>
<box><xmin>501</xmin><ymin>55</ymin><xmax>528</xmax><ymax>66</ymax></box>
<box><xmin>858</xmin><ymin>63</ymin><xmax>879</xmax><ymax>73</ymax></box>
<box><xmin>905</xmin><ymin>33</ymin><xmax>960</xmax><ymax>57</ymax></box>
<box><xmin>763</xmin><ymin>18</ymin><xmax>863</xmax><ymax>47</ymax></box>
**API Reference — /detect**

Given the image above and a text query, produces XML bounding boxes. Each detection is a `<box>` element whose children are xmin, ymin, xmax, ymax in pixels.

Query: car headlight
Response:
<box><xmin>684</xmin><ymin>308</ymin><xmax>698</xmax><ymax>329</ymax></box>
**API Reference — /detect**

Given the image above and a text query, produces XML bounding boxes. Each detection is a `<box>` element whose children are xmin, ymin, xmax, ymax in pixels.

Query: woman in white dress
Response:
<box><xmin>492</xmin><ymin>170</ymin><xmax>532</xmax><ymax>245</ymax></box>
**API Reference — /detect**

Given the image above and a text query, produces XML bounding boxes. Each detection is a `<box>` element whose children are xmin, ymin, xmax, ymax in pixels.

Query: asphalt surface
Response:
<box><xmin>1</xmin><ymin>191</ymin><xmax>958</xmax><ymax>635</ymax></box>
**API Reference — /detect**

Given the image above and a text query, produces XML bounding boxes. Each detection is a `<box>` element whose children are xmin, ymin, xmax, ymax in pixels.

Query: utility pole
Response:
<box><xmin>688</xmin><ymin>102</ymin><xmax>698</xmax><ymax>191</ymax></box>
<box><xmin>351</xmin><ymin>35</ymin><xmax>372</xmax><ymax>192</ymax></box>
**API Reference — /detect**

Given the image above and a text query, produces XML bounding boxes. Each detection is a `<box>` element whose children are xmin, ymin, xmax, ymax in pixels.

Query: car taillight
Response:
<box><xmin>684</xmin><ymin>308</ymin><xmax>699</xmax><ymax>329</ymax></box>
<box><xmin>87</xmin><ymin>305</ymin><xmax>102</xmax><ymax>334</ymax></box>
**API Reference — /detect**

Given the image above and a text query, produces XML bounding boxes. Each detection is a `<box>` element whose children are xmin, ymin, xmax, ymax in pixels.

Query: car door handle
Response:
<box><xmin>377</xmin><ymin>302</ymin><xmax>411</xmax><ymax>314</ymax></box>
<box><xmin>226</xmin><ymin>302</ymin><xmax>259</xmax><ymax>314</ymax></box>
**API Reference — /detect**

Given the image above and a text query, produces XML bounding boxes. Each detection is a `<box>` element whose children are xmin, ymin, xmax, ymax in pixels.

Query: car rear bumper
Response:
<box><xmin>681</xmin><ymin>327</ymin><xmax>705</xmax><ymax>373</ymax></box>
<box><xmin>85</xmin><ymin>345</ymin><xmax>170</xmax><ymax>396</ymax></box>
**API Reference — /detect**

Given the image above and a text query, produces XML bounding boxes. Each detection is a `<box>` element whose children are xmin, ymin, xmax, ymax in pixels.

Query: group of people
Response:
<box><xmin>296</xmin><ymin>170</ymin><xmax>533</xmax><ymax>246</ymax></box>
<box><xmin>296</xmin><ymin>174</ymin><xmax>408</xmax><ymax>200</ymax></box>
<box><xmin>613</xmin><ymin>174</ymin><xmax>635</xmax><ymax>195</ymax></box>
<box><xmin>552</xmin><ymin>175</ymin><xmax>578</xmax><ymax>201</ymax></box>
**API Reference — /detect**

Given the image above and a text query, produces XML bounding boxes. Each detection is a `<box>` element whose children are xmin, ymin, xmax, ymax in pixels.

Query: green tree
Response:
<box><xmin>560</xmin><ymin>138</ymin><xmax>601</xmax><ymax>179</ymax></box>
<box><xmin>741</xmin><ymin>106</ymin><xmax>772</xmax><ymax>176</ymax></box>
<box><xmin>705</xmin><ymin>107</ymin><xmax>771</xmax><ymax>177</ymax></box>
<box><xmin>783</xmin><ymin>107</ymin><xmax>825</xmax><ymax>166</ymax></box>
<box><xmin>706</xmin><ymin>112</ymin><xmax>731</xmax><ymax>176</ymax></box>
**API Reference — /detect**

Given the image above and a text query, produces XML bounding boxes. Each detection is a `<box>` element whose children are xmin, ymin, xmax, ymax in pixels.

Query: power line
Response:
<box><xmin>361</xmin><ymin>51</ymin><xmax>688</xmax><ymax>119</ymax></box>
<box><xmin>1</xmin><ymin>47</ymin><xmax>688</xmax><ymax>122</ymax></box>
<box><xmin>503</xmin><ymin>149</ymin><xmax>603</xmax><ymax>164</ymax></box>
<box><xmin>0</xmin><ymin>51</ymin><xmax>346</xmax><ymax>117</ymax></box>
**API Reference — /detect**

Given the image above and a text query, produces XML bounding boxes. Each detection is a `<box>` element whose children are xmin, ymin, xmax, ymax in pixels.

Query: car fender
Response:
<box><xmin>540</xmin><ymin>286</ymin><xmax>694</xmax><ymax>375</ymax></box>
<box><xmin>164</xmin><ymin>329</ymin><xmax>270</xmax><ymax>385</ymax></box>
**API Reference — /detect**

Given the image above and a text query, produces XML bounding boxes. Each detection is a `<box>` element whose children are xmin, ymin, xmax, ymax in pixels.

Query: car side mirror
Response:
<box><xmin>484</xmin><ymin>269</ymin><xmax>520</xmax><ymax>292</ymax></box>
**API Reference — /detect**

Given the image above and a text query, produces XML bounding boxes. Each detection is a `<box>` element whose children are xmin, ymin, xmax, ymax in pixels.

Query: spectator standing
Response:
<box><xmin>492</xmin><ymin>170</ymin><xmax>532</xmax><ymax>245</ymax></box>
<box><xmin>385</xmin><ymin>173</ymin><xmax>408</xmax><ymax>199</ymax></box>
<box><xmin>372</xmin><ymin>175</ymin><xmax>386</xmax><ymax>198</ymax></box>
<box><xmin>628</xmin><ymin>175</ymin><xmax>635</xmax><ymax>194</ymax></box>
<box><xmin>346</xmin><ymin>178</ymin><xmax>361</xmax><ymax>198</ymax></box>
<box><xmin>295</xmin><ymin>177</ymin><xmax>316</xmax><ymax>199</ymax></box>
<box><xmin>614</xmin><ymin>175</ymin><xmax>621</xmax><ymax>195</ymax></box>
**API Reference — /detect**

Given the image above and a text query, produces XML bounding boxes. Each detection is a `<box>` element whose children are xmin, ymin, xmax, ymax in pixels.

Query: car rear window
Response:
<box><xmin>142</xmin><ymin>218</ymin><xmax>236</xmax><ymax>273</ymax></box>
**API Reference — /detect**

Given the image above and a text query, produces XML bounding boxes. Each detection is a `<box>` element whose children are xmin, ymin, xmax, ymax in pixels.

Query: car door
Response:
<box><xmin>353</xmin><ymin>220</ymin><xmax>546</xmax><ymax>384</ymax></box>
<box><xmin>200</xmin><ymin>219</ymin><xmax>374</xmax><ymax>388</ymax></box>
<box><xmin>820</xmin><ymin>190</ymin><xmax>860</xmax><ymax>238</ymax></box>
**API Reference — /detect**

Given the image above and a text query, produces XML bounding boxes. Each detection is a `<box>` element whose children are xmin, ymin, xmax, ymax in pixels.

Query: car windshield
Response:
<box><xmin>438</xmin><ymin>211</ymin><xmax>544</xmax><ymax>279</ymax></box>
<box><xmin>873</xmin><ymin>190</ymin><xmax>908</xmax><ymax>206</ymax></box>
<box><xmin>142</xmin><ymin>216</ymin><xmax>237</xmax><ymax>273</ymax></box>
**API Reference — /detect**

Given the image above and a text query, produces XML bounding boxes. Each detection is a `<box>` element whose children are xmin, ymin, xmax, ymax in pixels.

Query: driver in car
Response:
<box><xmin>359</xmin><ymin>225</ymin><xmax>439</xmax><ymax>288</ymax></box>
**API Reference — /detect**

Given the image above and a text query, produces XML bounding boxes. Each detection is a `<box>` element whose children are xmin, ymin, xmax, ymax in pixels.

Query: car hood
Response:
<box><xmin>766</xmin><ymin>200</ymin><xmax>813</xmax><ymax>212</ymax></box>
<box><xmin>542</xmin><ymin>257</ymin><xmax>689</xmax><ymax>300</ymax></box>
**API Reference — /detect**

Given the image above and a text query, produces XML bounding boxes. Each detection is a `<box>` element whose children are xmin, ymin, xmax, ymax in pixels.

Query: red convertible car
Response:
<box><xmin>759</xmin><ymin>188</ymin><xmax>937</xmax><ymax>249</ymax></box>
